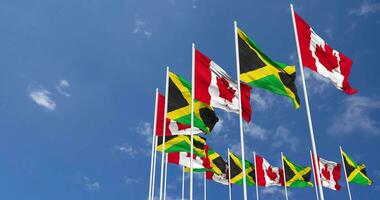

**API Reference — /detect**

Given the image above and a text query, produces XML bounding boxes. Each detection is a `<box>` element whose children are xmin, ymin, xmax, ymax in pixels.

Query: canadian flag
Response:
<box><xmin>206</xmin><ymin>171</ymin><xmax>229</xmax><ymax>185</ymax></box>
<box><xmin>167</xmin><ymin>151</ymin><xmax>211</xmax><ymax>169</ymax></box>
<box><xmin>317</xmin><ymin>157</ymin><xmax>342</xmax><ymax>190</ymax></box>
<box><xmin>156</xmin><ymin>93</ymin><xmax>202</xmax><ymax>136</ymax></box>
<box><xmin>195</xmin><ymin>49</ymin><xmax>252</xmax><ymax>122</ymax></box>
<box><xmin>294</xmin><ymin>12</ymin><xmax>357</xmax><ymax>95</ymax></box>
<box><xmin>256</xmin><ymin>154</ymin><xmax>284</xmax><ymax>187</ymax></box>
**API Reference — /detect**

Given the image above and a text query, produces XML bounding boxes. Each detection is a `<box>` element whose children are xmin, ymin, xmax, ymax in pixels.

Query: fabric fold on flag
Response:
<box><xmin>195</xmin><ymin>49</ymin><xmax>252</xmax><ymax>122</ymax></box>
<box><xmin>229</xmin><ymin>152</ymin><xmax>256</xmax><ymax>186</ymax></box>
<box><xmin>294</xmin><ymin>12</ymin><xmax>357</xmax><ymax>94</ymax></box>
<box><xmin>313</xmin><ymin>156</ymin><xmax>342</xmax><ymax>190</ymax></box>
<box><xmin>156</xmin><ymin>135</ymin><xmax>206</xmax><ymax>157</ymax></box>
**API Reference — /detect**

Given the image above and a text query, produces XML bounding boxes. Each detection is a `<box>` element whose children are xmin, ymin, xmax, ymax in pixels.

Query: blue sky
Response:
<box><xmin>0</xmin><ymin>0</ymin><xmax>379</xmax><ymax>199</ymax></box>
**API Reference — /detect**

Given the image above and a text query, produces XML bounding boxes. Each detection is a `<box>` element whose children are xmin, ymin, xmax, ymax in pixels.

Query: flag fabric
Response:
<box><xmin>185</xmin><ymin>147</ymin><xmax>227</xmax><ymax>176</ymax></box>
<box><xmin>317</xmin><ymin>157</ymin><xmax>342</xmax><ymax>190</ymax></box>
<box><xmin>229</xmin><ymin>152</ymin><xmax>256</xmax><ymax>186</ymax></box>
<box><xmin>341</xmin><ymin>150</ymin><xmax>373</xmax><ymax>185</ymax></box>
<box><xmin>156</xmin><ymin>93</ymin><xmax>202</xmax><ymax>136</ymax></box>
<box><xmin>283</xmin><ymin>155</ymin><xmax>313</xmax><ymax>188</ymax></box>
<box><xmin>237</xmin><ymin>27</ymin><xmax>300</xmax><ymax>109</ymax></box>
<box><xmin>156</xmin><ymin>135</ymin><xmax>206</xmax><ymax>157</ymax></box>
<box><xmin>167</xmin><ymin>151</ymin><xmax>210</xmax><ymax>170</ymax></box>
<box><xmin>294</xmin><ymin>12</ymin><xmax>357</xmax><ymax>95</ymax></box>
<box><xmin>166</xmin><ymin>72</ymin><xmax>219</xmax><ymax>133</ymax></box>
<box><xmin>256</xmin><ymin>154</ymin><xmax>284</xmax><ymax>187</ymax></box>
<box><xmin>206</xmin><ymin>171</ymin><xmax>229</xmax><ymax>185</ymax></box>
<box><xmin>194</xmin><ymin>49</ymin><xmax>252</xmax><ymax>122</ymax></box>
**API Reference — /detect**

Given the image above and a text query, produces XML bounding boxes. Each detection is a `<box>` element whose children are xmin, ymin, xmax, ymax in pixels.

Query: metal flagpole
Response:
<box><xmin>190</xmin><ymin>43</ymin><xmax>195</xmax><ymax>200</ymax></box>
<box><xmin>151</xmin><ymin>135</ymin><xmax>158</xmax><ymax>200</ymax></box>
<box><xmin>290</xmin><ymin>4</ymin><xmax>325</xmax><ymax>200</ymax></box>
<box><xmin>182</xmin><ymin>166</ymin><xmax>185</xmax><ymax>200</ymax></box>
<box><xmin>159</xmin><ymin>67</ymin><xmax>170</xmax><ymax>200</ymax></box>
<box><xmin>310</xmin><ymin>151</ymin><xmax>320</xmax><ymax>200</ymax></box>
<box><xmin>163</xmin><ymin>154</ymin><xmax>168</xmax><ymax>200</ymax></box>
<box><xmin>281</xmin><ymin>152</ymin><xmax>289</xmax><ymax>200</ymax></box>
<box><xmin>253</xmin><ymin>151</ymin><xmax>259</xmax><ymax>200</ymax></box>
<box><xmin>204</xmin><ymin>172</ymin><xmax>207</xmax><ymax>200</ymax></box>
<box><xmin>228</xmin><ymin>148</ymin><xmax>232</xmax><ymax>200</ymax></box>
<box><xmin>234</xmin><ymin>20</ymin><xmax>248</xmax><ymax>200</ymax></box>
<box><xmin>148</xmin><ymin>89</ymin><xmax>159</xmax><ymax>200</ymax></box>
<box><xmin>340</xmin><ymin>146</ymin><xmax>353</xmax><ymax>200</ymax></box>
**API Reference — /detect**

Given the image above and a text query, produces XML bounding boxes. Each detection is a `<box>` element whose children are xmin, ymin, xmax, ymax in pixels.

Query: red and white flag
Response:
<box><xmin>195</xmin><ymin>49</ymin><xmax>252</xmax><ymax>122</ymax></box>
<box><xmin>167</xmin><ymin>152</ymin><xmax>210</xmax><ymax>169</ymax></box>
<box><xmin>206</xmin><ymin>171</ymin><xmax>229</xmax><ymax>185</ymax></box>
<box><xmin>294</xmin><ymin>12</ymin><xmax>357</xmax><ymax>95</ymax></box>
<box><xmin>155</xmin><ymin>93</ymin><xmax>202</xmax><ymax>136</ymax></box>
<box><xmin>256</xmin><ymin>154</ymin><xmax>284</xmax><ymax>187</ymax></box>
<box><xmin>317</xmin><ymin>157</ymin><xmax>342</xmax><ymax>190</ymax></box>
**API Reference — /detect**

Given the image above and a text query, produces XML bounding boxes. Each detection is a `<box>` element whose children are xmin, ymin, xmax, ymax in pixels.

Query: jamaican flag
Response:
<box><xmin>157</xmin><ymin>135</ymin><xmax>206</xmax><ymax>157</ymax></box>
<box><xmin>185</xmin><ymin>147</ymin><xmax>227</xmax><ymax>176</ymax></box>
<box><xmin>237</xmin><ymin>28</ymin><xmax>300</xmax><ymax>109</ymax></box>
<box><xmin>167</xmin><ymin>72</ymin><xmax>219</xmax><ymax>133</ymax></box>
<box><xmin>283</xmin><ymin>155</ymin><xmax>313</xmax><ymax>188</ymax></box>
<box><xmin>229</xmin><ymin>152</ymin><xmax>255</xmax><ymax>185</ymax></box>
<box><xmin>342</xmin><ymin>150</ymin><xmax>373</xmax><ymax>186</ymax></box>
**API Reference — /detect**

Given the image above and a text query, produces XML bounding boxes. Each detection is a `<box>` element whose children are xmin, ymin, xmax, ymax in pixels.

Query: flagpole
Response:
<box><xmin>182</xmin><ymin>166</ymin><xmax>185</xmax><ymax>200</ymax></box>
<box><xmin>163</xmin><ymin>154</ymin><xmax>168</xmax><ymax>200</ymax></box>
<box><xmin>339</xmin><ymin>146</ymin><xmax>353</xmax><ymax>200</ymax></box>
<box><xmin>152</xmin><ymin>135</ymin><xmax>158</xmax><ymax>200</ymax></box>
<box><xmin>290</xmin><ymin>4</ymin><xmax>325</xmax><ymax>200</ymax></box>
<box><xmin>148</xmin><ymin>89</ymin><xmax>159</xmax><ymax>200</ymax></box>
<box><xmin>190</xmin><ymin>43</ymin><xmax>195</xmax><ymax>200</ymax></box>
<box><xmin>253</xmin><ymin>151</ymin><xmax>259</xmax><ymax>200</ymax></box>
<box><xmin>204</xmin><ymin>172</ymin><xmax>207</xmax><ymax>200</ymax></box>
<box><xmin>310</xmin><ymin>150</ymin><xmax>320</xmax><ymax>200</ymax></box>
<box><xmin>234</xmin><ymin>20</ymin><xmax>248</xmax><ymax>200</ymax></box>
<box><xmin>280</xmin><ymin>152</ymin><xmax>289</xmax><ymax>200</ymax></box>
<box><xmin>159</xmin><ymin>67</ymin><xmax>170</xmax><ymax>200</ymax></box>
<box><xmin>228</xmin><ymin>148</ymin><xmax>232</xmax><ymax>200</ymax></box>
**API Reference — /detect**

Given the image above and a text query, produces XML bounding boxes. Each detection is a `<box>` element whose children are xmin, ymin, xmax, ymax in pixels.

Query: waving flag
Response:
<box><xmin>256</xmin><ymin>154</ymin><xmax>284</xmax><ymax>187</ymax></box>
<box><xmin>229</xmin><ymin>152</ymin><xmax>256</xmax><ymax>186</ymax></box>
<box><xmin>317</xmin><ymin>157</ymin><xmax>342</xmax><ymax>190</ymax></box>
<box><xmin>195</xmin><ymin>49</ymin><xmax>252</xmax><ymax>122</ymax></box>
<box><xmin>237</xmin><ymin>27</ymin><xmax>300</xmax><ymax>108</ymax></box>
<box><xmin>166</xmin><ymin>72</ymin><xmax>219</xmax><ymax>133</ymax></box>
<box><xmin>294</xmin><ymin>12</ymin><xmax>357</xmax><ymax>94</ymax></box>
<box><xmin>206</xmin><ymin>171</ymin><xmax>229</xmax><ymax>185</ymax></box>
<box><xmin>283</xmin><ymin>155</ymin><xmax>313</xmax><ymax>188</ymax></box>
<box><xmin>341</xmin><ymin>150</ymin><xmax>373</xmax><ymax>185</ymax></box>
<box><xmin>156</xmin><ymin>135</ymin><xmax>206</xmax><ymax>157</ymax></box>
<box><xmin>167</xmin><ymin>151</ymin><xmax>210</xmax><ymax>170</ymax></box>
<box><xmin>155</xmin><ymin>93</ymin><xmax>202</xmax><ymax>136</ymax></box>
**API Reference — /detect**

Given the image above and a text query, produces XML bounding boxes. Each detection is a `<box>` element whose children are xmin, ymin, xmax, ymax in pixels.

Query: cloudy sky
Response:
<box><xmin>0</xmin><ymin>0</ymin><xmax>379</xmax><ymax>199</ymax></box>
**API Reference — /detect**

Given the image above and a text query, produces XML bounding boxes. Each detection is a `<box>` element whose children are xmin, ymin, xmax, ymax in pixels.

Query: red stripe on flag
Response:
<box><xmin>255</xmin><ymin>154</ymin><xmax>266</xmax><ymax>186</ymax></box>
<box><xmin>167</xmin><ymin>152</ymin><xmax>180</xmax><ymax>165</ymax></box>
<box><xmin>195</xmin><ymin>49</ymin><xmax>212</xmax><ymax>105</ymax></box>
<box><xmin>155</xmin><ymin>93</ymin><xmax>165</xmax><ymax>136</ymax></box>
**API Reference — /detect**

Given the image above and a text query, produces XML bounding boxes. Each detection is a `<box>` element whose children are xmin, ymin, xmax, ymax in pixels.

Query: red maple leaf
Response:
<box><xmin>266</xmin><ymin>166</ymin><xmax>278</xmax><ymax>181</ymax></box>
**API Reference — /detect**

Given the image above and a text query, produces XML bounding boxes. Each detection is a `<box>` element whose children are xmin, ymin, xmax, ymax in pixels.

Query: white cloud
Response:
<box><xmin>251</xmin><ymin>91</ymin><xmax>275</xmax><ymax>111</ymax></box>
<box><xmin>328</xmin><ymin>96</ymin><xmax>380</xmax><ymax>136</ymax></box>
<box><xmin>244</xmin><ymin>122</ymin><xmax>269</xmax><ymax>140</ymax></box>
<box><xmin>29</xmin><ymin>88</ymin><xmax>56</xmax><ymax>111</ymax></box>
<box><xmin>212</xmin><ymin>119</ymin><xmax>224</xmax><ymax>134</ymax></box>
<box><xmin>133</xmin><ymin>19</ymin><xmax>152</xmax><ymax>37</ymax></box>
<box><xmin>191</xmin><ymin>0</ymin><xmax>198</xmax><ymax>8</ymax></box>
<box><xmin>350</xmin><ymin>1</ymin><xmax>380</xmax><ymax>16</ymax></box>
<box><xmin>272</xmin><ymin>126</ymin><xmax>299</xmax><ymax>152</ymax></box>
<box><xmin>303</xmin><ymin>68</ymin><xmax>331</xmax><ymax>95</ymax></box>
<box><xmin>261</xmin><ymin>187</ymin><xmax>292</xmax><ymax>198</ymax></box>
<box><xmin>136</xmin><ymin>122</ymin><xmax>153</xmax><ymax>143</ymax></box>
<box><xmin>124</xmin><ymin>177</ymin><xmax>141</xmax><ymax>184</ymax></box>
<box><xmin>115</xmin><ymin>144</ymin><xmax>138</xmax><ymax>158</ymax></box>
<box><xmin>56</xmin><ymin>79</ymin><xmax>71</xmax><ymax>97</ymax></box>
<box><xmin>83</xmin><ymin>176</ymin><xmax>100</xmax><ymax>191</ymax></box>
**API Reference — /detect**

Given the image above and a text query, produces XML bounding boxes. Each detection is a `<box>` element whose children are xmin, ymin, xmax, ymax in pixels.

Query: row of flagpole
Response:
<box><xmin>146</xmin><ymin>4</ymin><xmax>357</xmax><ymax>200</ymax></box>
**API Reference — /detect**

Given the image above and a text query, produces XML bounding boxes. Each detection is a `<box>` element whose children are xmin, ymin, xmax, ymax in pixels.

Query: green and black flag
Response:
<box><xmin>156</xmin><ymin>135</ymin><xmax>206</xmax><ymax>157</ymax></box>
<box><xmin>237</xmin><ymin>27</ymin><xmax>300</xmax><ymax>109</ymax></box>
<box><xmin>166</xmin><ymin>72</ymin><xmax>219</xmax><ymax>133</ymax></box>
<box><xmin>185</xmin><ymin>147</ymin><xmax>227</xmax><ymax>176</ymax></box>
<box><xmin>283</xmin><ymin>155</ymin><xmax>313</xmax><ymax>188</ymax></box>
<box><xmin>229</xmin><ymin>152</ymin><xmax>255</xmax><ymax>185</ymax></box>
<box><xmin>342</xmin><ymin>150</ymin><xmax>373</xmax><ymax>186</ymax></box>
